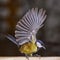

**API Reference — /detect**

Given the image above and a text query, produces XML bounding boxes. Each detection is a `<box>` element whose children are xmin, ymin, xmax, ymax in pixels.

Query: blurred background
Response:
<box><xmin>0</xmin><ymin>0</ymin><xmax>60</xmax><ymax>56</ymax></box>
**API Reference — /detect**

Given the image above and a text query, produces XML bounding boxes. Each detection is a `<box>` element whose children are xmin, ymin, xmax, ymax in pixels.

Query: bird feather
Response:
<box><xmin>15</xmin><ymin>8</ymin><xmax>47</xmax><ymax>45</ymax></box>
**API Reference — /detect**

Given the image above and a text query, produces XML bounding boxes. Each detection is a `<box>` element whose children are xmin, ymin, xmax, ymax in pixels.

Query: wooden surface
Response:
<box><xmin>0</xmin><ymin>57</ymin><xmax>60</xmax><ymax>60</ymax></box>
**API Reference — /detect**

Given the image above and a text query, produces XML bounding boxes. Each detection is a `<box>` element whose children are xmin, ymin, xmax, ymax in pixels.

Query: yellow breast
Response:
<box><xmin>19</xmin><ymin>41</ymin><xmax>37</xmax><ymax>55</ymax></box>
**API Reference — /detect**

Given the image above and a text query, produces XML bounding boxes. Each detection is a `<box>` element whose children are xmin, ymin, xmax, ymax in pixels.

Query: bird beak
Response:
<box><xmin>42</xmin><ymin>46</ymin><xmax>46</xmax><ymax>50</ymax></box>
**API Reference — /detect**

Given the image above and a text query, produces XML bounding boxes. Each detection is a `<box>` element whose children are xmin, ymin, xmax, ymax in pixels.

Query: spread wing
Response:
<box><xmin>15</xmin><ymin>8</ymin><xmax>47</xmax><ymax>45</ymax></box>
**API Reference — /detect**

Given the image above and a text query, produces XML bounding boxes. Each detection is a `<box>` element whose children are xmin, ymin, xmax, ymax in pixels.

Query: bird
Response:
<box><xmin>5</xmin><ymin>8</ymin><xmax>47</xmax><ymax>60</ymax></box>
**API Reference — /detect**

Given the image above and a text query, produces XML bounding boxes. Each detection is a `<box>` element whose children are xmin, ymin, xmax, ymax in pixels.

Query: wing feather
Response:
<box><xmin>15</xmin><ymin>8</ymin><xmax>47</xmax><ymax>45</ymax></box>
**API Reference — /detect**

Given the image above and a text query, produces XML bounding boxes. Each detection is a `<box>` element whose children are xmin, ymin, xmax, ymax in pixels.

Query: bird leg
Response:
<box><xmin>25</xmin><ymin>54</ymin><xmax>29</xmax><ymax>60</ymax></box>
<box><xmin>25</xmin><ymin>54</ymin><xmax>32</xmax><ymax>60</ymax></box>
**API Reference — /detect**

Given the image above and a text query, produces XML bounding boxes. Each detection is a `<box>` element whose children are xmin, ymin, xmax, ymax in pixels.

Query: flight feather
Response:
<box><xmin>15</xmin><ymin>8</ymin><xmax>47</xmax><ymax>45</ymax></box>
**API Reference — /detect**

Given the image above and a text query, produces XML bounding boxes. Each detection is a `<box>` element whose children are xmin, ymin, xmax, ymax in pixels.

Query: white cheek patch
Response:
<box><xmin>36</xmin><ymin>42</ymin><xmax>43</xmax><ymax>48</ymax></box>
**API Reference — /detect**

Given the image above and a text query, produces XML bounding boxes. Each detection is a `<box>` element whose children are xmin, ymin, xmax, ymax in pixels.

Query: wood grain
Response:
<box><xmin>0</xmin><ymin>57</ymin><xmax>60</xmax><ymax>60</ymax></box>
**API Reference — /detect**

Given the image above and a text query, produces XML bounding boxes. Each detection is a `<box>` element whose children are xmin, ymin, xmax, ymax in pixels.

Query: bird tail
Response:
<box><xmin>5</xmin><ymin>34</ymin><xmax>19</xmax><ymax>46</ymax></box>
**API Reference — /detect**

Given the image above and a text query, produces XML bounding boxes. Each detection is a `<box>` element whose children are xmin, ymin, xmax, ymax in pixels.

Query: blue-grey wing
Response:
<box><xmin>15</xmin><ymin>8</ymin><xmax>47</xmax><ymax>45</ymax></box>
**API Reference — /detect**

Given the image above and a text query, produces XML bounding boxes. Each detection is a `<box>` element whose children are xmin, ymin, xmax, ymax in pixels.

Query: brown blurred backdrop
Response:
<box><xmin>0</xmin><ymin>0</ymin><xmax>60</xmax><ymax>56</ymax></box>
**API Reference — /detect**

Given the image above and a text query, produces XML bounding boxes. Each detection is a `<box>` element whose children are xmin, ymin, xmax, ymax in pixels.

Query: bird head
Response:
<box><xmin>36</xmin><ymin>40</ymin><xmax>46</xmax><ymax>50</ymax></box>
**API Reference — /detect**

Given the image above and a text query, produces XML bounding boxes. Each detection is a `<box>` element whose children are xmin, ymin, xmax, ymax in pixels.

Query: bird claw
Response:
<box><xmin>34</xmin><ymin>54</ymin><xmax>41</xmax><ymax>57</ymax></box>
<box><xmin>34</xmin><ymin>54</ymin><xmax>41</xmax><ymax>60</ymax></box>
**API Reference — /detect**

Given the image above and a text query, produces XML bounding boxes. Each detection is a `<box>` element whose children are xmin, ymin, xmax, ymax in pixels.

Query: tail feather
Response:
<box><xmin>5</xmin><ymin>34</ymin><xmax>19</xmax><ymax>46</ymax></box>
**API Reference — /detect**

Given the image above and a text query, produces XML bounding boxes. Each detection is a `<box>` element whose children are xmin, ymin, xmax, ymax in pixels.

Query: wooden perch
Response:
<box><xmin>0</xmin><ymin>57</ymin><xmax>60</xmax><ymax>60</ymax></box>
